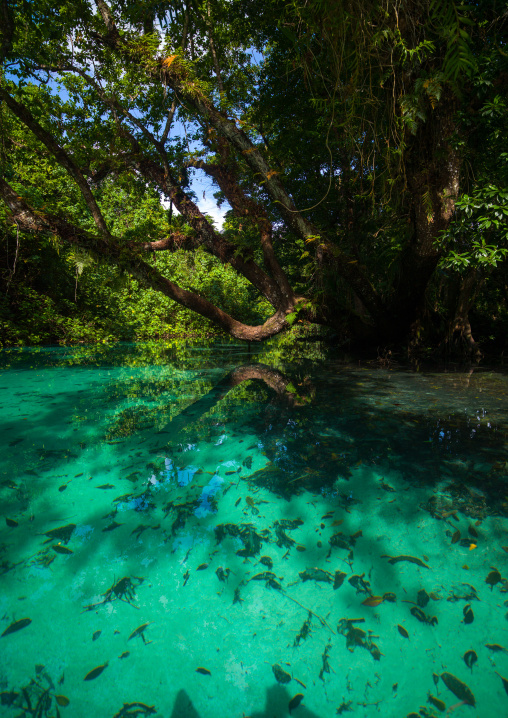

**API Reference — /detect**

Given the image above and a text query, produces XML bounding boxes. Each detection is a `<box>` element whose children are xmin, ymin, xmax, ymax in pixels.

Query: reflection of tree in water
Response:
<box><xmin>160</xmin><ymin>361</ymin><xmax>508</xmax><ymax>517</ymax></box>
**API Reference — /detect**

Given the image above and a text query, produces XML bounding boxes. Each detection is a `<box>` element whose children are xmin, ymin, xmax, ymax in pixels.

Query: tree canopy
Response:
<box><xmin>1</xmin><ymin>0</ymin><xmax>507</xmax><ymax>355</ymax></box>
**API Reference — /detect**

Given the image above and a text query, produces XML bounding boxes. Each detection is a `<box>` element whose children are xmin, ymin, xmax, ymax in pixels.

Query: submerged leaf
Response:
<box><xmin>1</xmin><ymin>618</ymin><xmax>32</xmax><ymax>637</ymax></box>
<box><xmin>288</xmin><ymin>693</ymin><xmax>304</xmax><ymax>713</ymax></box>
<box><xmin>397</xmin><ymin>624</ymin><xmax>409</xmax><ymax>639</ymax></box>
<box><xmin>441</xmin><ymin>672</ymin><xmax>475</xmax><ymax>706</ymax></box>
<box><xmin>463</xmin><ymin>649</ymin><xmax>477</xmax><ymax>671</ymax></box>
<box><xmin>128</xmin><ymin>623</ymin><xmax>150</xmax><ymax>641</ymax></box>
<box><xmin>272</xmin><ymin>664</ymin><xmax>291</xmax><ymax>684</ymax></box>
<box><xmin>52</xmin><ymin>544</ymin><xmax>73</xmax><ymax>555</ymax></box>
<box><xmin>84</xmin><ymin>663</ymin><xmax>108</xmax><ymax>681</ymax></box>
<box><xmin>427</xmin><ymin>693</ymin><xmax>446</xmax><ymax>712</ymax></box>
<box><xmin>496</xmin><ymin>671</ymin><xmax>508</xmax><ymax>696</ymax></box>
<box><xmin>362</xmin><ymin>596</ymin><xmax>384</xmax><ymax>607</ymax></box>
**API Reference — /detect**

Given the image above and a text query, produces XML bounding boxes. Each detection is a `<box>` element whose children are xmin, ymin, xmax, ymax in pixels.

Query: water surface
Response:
<box><xmin>1</xmin><ymin>342</ymin><xmax>508</xmax><ymax>717</ymax></box>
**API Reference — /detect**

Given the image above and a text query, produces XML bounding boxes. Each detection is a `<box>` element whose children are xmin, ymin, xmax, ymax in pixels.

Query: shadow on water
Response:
<box><xmin>1</xmin><ymin>681</ymin><xmax>324</xmax><ymax>718</ymax></box>
<box><xmin>170</xmin><ymin>685</ymin><xmax>324</xmax><ymax>718</ymax></box>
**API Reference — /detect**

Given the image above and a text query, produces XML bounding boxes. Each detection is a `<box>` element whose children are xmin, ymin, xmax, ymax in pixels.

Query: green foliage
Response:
<box><xmin>439</xmin><ymin>183</ymin><xmax>508</xmax><ymax>271</ymax></box>
<box><xmin>1</xmin><ymin>0</ymin><xmax>508</xmax><ymax>354</ymax></box>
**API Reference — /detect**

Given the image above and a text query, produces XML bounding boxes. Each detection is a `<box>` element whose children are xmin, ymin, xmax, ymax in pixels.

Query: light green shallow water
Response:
<box><xmin>1</xmin><ymin>343</ymin><xmax>508</xmax><ymax>718</ymax></box>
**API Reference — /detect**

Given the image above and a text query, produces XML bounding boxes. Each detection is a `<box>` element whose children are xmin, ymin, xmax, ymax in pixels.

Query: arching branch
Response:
<box><xmin>0</xmin><ymin>178</ymin><xmax>290</xmax><ymax>341</ymax></box>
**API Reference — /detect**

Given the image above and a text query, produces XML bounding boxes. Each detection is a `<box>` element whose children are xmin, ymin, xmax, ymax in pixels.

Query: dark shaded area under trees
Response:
<box><xmin>0</xmin><ymin>0</ymin><xmax>507</xmax><ymax>357</ymax></box>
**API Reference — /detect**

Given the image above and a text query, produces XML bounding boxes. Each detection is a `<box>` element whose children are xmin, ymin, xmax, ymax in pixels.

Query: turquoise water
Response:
<box><xmin>1</xmin><ymin>343</ymin><xmax>508</xmax><ymax>718</ymax></box>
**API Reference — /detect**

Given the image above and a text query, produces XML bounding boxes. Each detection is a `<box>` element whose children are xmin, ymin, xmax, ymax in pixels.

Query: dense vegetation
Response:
<box><xmin>1</xmin><ymin>0</ymin><xmax>507</xmax><ymax>357</ymax></box>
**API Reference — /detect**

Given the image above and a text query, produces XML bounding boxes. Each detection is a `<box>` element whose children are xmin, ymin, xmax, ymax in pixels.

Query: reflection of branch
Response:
<box><xmin>229</xmin><ymin>364</ymin><xmax>291</xmax><ymax>395</ymax></box>
<box><xmin>162</xmin><ymin>363</ymin><xmax>308</xmax><ymax>437</ymax></box>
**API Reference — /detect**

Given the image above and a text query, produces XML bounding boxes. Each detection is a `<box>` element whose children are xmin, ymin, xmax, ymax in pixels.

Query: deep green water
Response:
<box><xmin>1</xmin><ymin>342</ymin><xmax>508</xmax><ymax>718</ymax></box>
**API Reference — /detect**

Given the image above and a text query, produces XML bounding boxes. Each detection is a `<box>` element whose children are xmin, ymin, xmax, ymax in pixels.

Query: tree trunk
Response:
<box><xmin>386</xmin><ymin>90</ymin><xmax>461</xmax><ymax>341</ymax></box>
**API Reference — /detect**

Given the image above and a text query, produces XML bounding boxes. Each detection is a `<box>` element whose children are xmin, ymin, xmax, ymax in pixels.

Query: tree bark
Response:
<box><xmin>0</xmin><ymin>178</ymin><xmax>293</xmax><ymax>341</ymax></box>
<box><xmin>386</xmin><ymin>90</ymin><xmax>461</xmax><ymax>341</ymax></box>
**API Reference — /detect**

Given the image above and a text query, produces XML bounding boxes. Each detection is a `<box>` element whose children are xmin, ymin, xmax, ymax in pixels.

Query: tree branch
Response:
<box><xmin>95</xmin><ymin>0</ymin><xmax>120</xmax><ymax>44</ymax></box>
<box><xmin>0</xmin><ymin>88</ymin><xmax>111</xmax><ymax>238</ymax></box>
<box><xmin>88</xmin><ymin>1</ymin><xmax>384</xmax><ymax>318</ymax></box>
<box><xmin>137</xmin><ymin>233</ymin><xmax>191</xmax><ymax>252</ymax></box>
<box><xmin>186</xmin><ymin>150</ymin><xmax>295</xmax><ymax>306</ymax></box>
<box><xmin>15</xmin><ymin>61</ymin><xmax>286</xmax><ymax>309</ymax></box>
<box><xmin>0</xmin><ymin>177</ymin><xmax>290</xmax><ymax>341</ymax></box>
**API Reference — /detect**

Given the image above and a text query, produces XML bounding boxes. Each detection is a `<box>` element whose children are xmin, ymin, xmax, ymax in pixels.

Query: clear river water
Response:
<box><xmin>1</xmin><ymin>341</ymin><xmax>508</xmax><ymax>718</ymax></box>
